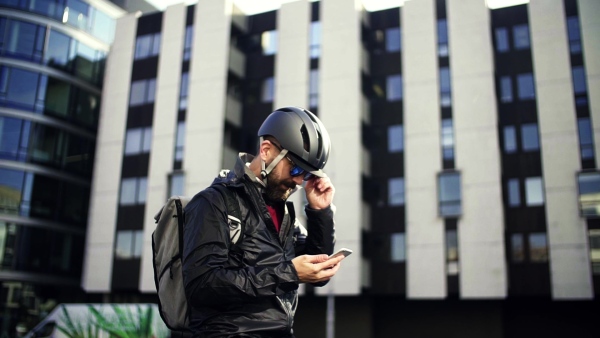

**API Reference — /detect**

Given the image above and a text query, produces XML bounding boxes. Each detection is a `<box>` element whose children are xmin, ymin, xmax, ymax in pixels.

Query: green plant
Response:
<box><xmin>88</xmin><ymin>305</ymin><xmax>160</xmax><ymax>338</ymax></box>
<box><xmin>56</xmin><ymin>305</ymin><xmax>100</xmax><ymax>338</ymax></box>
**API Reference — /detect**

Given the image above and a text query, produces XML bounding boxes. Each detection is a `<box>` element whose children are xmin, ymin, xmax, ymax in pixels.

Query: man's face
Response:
<box><xmin>264</xmin><ymin>156</ymin><xmax>304</xmax><ymax>202</ymax></box>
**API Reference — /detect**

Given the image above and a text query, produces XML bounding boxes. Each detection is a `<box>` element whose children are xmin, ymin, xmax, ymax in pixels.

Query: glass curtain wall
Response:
<box><xmin>0</xmin><ymin>1</ymin><xmax>115</xmax><ymax>335</ymax></box>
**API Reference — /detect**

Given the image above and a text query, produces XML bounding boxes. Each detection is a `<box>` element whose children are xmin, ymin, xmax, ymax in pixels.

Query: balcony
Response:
<box><xmin>225</xmin><ymin>94</ymin><xmax>242</xmax><ymax>127</ymax></box>
<box><xmin>228</xmin><ymin>44</ymin><xmax>245</xmax><ymax>78</ymax></box>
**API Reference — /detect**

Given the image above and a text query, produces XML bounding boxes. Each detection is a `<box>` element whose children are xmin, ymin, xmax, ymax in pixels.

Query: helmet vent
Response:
<box><xmin>316</xmin><ymin>130</ymin><xmax>323</xmax><ymax>159</ymax></box>
<box><xmin>305</xmin><ymin>109</ymin><xmax>318</xmax><ymax>122</ymax></box>
<box><xmin>300</xmin><ymin>125</ymin><xmax>310</xmax><ymax>152</ymax></box>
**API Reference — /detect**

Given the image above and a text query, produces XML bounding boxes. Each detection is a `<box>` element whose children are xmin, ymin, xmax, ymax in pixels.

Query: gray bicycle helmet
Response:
<box><xmin>258</xmin><ymin>106</ymin><xmax>331</xmax><ymax>178</ymax></box>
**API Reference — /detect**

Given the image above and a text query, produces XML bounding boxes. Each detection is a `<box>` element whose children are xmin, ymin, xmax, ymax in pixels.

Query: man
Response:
<box><xmin>182</xmin><ymin>107</ymin><xmax>343</xmax><ymax>337</ymax></box>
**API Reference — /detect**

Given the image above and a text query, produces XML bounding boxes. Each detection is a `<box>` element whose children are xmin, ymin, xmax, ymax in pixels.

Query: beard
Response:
<box><xmin>264</xmin><ymin>170</ymin><xmax>296</xmax><ymax>202</ymax></box>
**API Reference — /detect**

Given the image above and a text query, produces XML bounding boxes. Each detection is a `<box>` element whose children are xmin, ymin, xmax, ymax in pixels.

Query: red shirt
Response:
<box><xmin>266</xmin><ymin>204</ymin><xmax>284</xmax><ymax>233</ymax></box>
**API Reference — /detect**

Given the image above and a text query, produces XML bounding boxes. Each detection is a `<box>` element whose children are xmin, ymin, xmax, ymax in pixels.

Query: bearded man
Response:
<box><xmin>182</xmin><ymin>107</ymin><xmax>343</xmax><ymax>338</ymax></box>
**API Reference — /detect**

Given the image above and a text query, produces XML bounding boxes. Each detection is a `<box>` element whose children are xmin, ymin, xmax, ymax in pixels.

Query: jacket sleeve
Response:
<box><xmin>295</xmin><ymin>204</ymin><xmax>336</xmax><ymax>257</ymax></box>
<box><xmin>182</xmin><ymin>191</ymin><xmax>299</xmax><ymax>308</ymax></box>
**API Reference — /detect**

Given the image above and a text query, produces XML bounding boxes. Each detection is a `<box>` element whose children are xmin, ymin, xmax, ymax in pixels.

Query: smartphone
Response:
<box><xmin>328</xmin><ymin>248</ymin><xmax>353</xmax><ymax>260</ymax></box>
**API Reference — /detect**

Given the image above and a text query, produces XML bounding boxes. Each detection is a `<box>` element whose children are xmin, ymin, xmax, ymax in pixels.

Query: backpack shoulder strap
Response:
<box><xmin>211</xmin><ymin>184</ymin><xmax>244</xmax><ymax>245</ymax></box>
<box><xmin>285</xmin><ymin>201</ymin><xmax>296</xmax><ymax>225</ymax></box>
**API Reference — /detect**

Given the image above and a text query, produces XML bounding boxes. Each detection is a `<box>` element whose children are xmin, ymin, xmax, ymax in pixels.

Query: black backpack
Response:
<box><xmin>152</xmin><ymin>184</ymin><xmax>244</xmax><ymax>332</ymax></box>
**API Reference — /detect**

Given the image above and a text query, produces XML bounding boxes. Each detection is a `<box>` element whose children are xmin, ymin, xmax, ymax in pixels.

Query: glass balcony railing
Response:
<box><xmin>0</xmin><ymin>0</ymin><xmax>116</xmax><ymax>44</ymax></box>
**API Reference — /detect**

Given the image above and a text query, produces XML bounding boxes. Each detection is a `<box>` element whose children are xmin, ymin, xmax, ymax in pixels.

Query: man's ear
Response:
<box><xmin>259</xmin><ymin>140</ymin><xmax>273</xmax><ymax>161</ymax></box>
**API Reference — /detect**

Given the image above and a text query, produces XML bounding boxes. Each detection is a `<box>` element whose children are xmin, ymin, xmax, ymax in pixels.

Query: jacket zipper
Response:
<box><xmin>242</xmin><ymin>178</ymin><xmax>296</xmax><ymax>333</ymax></box>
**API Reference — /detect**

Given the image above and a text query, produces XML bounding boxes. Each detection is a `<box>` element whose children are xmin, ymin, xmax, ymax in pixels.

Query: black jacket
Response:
<box><xmin>182</xmin><ymin>153</ymin><xmax>336</xmax><ymax>337</ymax></box>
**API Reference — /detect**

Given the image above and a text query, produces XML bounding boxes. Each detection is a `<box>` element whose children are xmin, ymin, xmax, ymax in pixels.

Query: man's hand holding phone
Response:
<box><xmin>292</xmin><ymin>248</ymin><xmax>352</xmax><ymax>284</ymax></box>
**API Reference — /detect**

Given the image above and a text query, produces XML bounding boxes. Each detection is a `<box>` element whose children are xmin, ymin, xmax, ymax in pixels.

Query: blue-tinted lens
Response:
<box><xmin>288</xmin><ymin>156</ymin><xmax>314</xmax><ymax>181</ymax></box>
<box><xmin>290</xmin><ymin>166</ymin><xmax>305</xmax><ymax>177</ymax></box>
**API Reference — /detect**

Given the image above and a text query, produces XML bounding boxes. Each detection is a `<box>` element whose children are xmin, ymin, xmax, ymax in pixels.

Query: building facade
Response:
<box><xmin>84</xmin><ymin>0</ymin><xmax>600</xmax><ymax>337</ymax></box>
<box><xmin>0</xmin><ymin>0</ymin><xmax>158</xmax><ymax>335</ymax></box>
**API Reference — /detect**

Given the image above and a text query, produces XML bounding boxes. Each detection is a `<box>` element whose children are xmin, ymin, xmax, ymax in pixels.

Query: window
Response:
<box><xmin>45</xmin><ymin>30</ymin><xmax>71</xmax><ymax>68</ymax></box>
<box><xmin>386</xmin><ymin>27</ymin><xmax>401</xmax><ymax>52</ymax></box>
<box><xmin>115</xmin><ymin>230</ymin><xmax>144</xmax><ymax>259</ymax></box>
<box><xmin>0</xmin><ymin>168</ymin><xmax>28</xmax><ymax>215</ymax></box>
<box><xmin>578</xmin><ymin>172</ymin><xmax>600</xmax><ymax>217</ymax></box>
<box><xmin>134</xmin><ymin>33</ymin><xmax>161</xmax><ymax>60</ymax></box>
<box><xmin>521</xmin><ymin>124</ymin><xmax>539</xmax><ymax>151</ymax></box>
<box><xmin>500</xmin><ymin>76</ymin><xmax>513</xmax><ymax>103</ymax></box>
<box><xmin>124</xmin><ymin>127</ymin><xmax>152</xmax><ymax>155</ymax></box>
<box><xmin>119</xmin><ymin>177</ymin><xmax>147</xmax><ymax>205</ymax></box>
<box><xmin>44</xmin><ymin>76</ymin><xmax>71</xmax><ymax>117</ymax></box>
<box><xmin>129</xmin><ymin>79</ymin><xmax>156</xmax><ymax>106</ymax></box>
<box><xmin>65</xmin><ymin>0</ymin><xmax>89</xmax><ymax>29</ymax></box>
<box><xmin>183</xmin><ymin>25</ymin><xmax>193</xmax><ymax>61</ymax></box>
<box><xmin>441</xmin><ymin>119</ymin><xmax>454</xmax><ymax>160</ymax></box>
<box><xmin>446</xmin><ymin>229</ymin><xmax>459</xmax><ymax>275</ymax></box>
<box><xmin>390</xmin><ymin>233</ymin><xmax>405</xmax><ymax>262</ymax></box>
<box><xmin>0</xmin><ymin>65</ymin><xmax>100</xmax><ymax>125</ymax></box>
<box><xmin>503</xmin><ymin>126</ymin><xmax>517</xmax><ymax>153</ymax></box>
<box><xmin>388</xmin><ymin>177</ymin><xmax>405</xmax><ymax>206</ymax></box>
<box><xmin>590</xmin><ymin>230</ymin><xmax>600</xmax><ymax>274</ymax></box>
<box><xmin>0</xmin><ymin>116</ymin><xmax>28</xmax><ymax>160</ymax></box>
<box><xmin>525</xmin><ymin>177</ymin><xmax>544</xmax><ymax>206</ymax></box>
<box><xmin>74</xmin><ymin>41</ymin><xmax>103</xmax><ymax>82</ymax></box>
<box><xmin>2</xmin><ymin>19</ymin><xmax>45</xmax><ymax>62</ymax></box>
<box><xmin>261</xmin><ymin>77</ymin><xmax>274</xmax><ymax>102</ymax></box>
<box><xmin>495</xmin><ymin>27</ymin><xmax>509</xmax><ymax>52</ymax></box>
<box><xmin>508</xmin><ymin>179</ymin><xmax>521</xmax><ymax>207</ymax></box>
<box><xmin>529</xmin><ymin>233</ymin><xmax>548</xmax><ymax>262</ymax></box>
<box><xmin>310</xmin><ymin>22</ymin><xmax>321</xmax><ymax>58</ymax></box>
<box><xmin>566</xmin><ymin>16</ymin><xmax>581</xmax><ymax>54</ymax></box>
<box><xmin>179</xmin><ymin>72</ymin><xmax>189</xmax><ymax>110</ymax></box>
<box><xmin>439</xmin><ymin>172</ymin><xmax>461</xmax><ymax>217</ymax></box>
<box><xmin>572</xmin><ymin>66</ymin><xmax>587</xmax><ymax>95</ymax></box>
<box><xmin>386</xmin><ymin>74</ymin><xmax>402</xmax><ymax>101</ymax></box>
<box><xmin>175</xmin><ymin>122</ymin><xmax>185</xmax><ymax>161</ymax></box>
<box><xmin>0</xmin><ymin>222</ymin><xmax>82</xmax><ymax>275</ymax></box>
<box><xmin>91</xmin><ymin>9</ymin><xmax>115</xmax><ymax>44</ymax></box>
<box><xmin>578</xmin><ymin>118</ymin><xmax>594</xmax><ymax>160</ymax></box>
<box><xmin>437</xmin><ymin>19</ymin><xmax>448</xmax><ymax>57</ymax></box>
<box><xmin>513</xmin><ymin>24</ymin><xmax>530</xmax><ymax>50</ymax></box>
<box><xmin>511</xmin><ymin>234</ymin><xmax>525</xmax><ymax>262</ymax></box>
<box><xmin>1</xmin><ymin>67</ymin><xmax>28</xmax><ymax>106</ymax></box>
<box><xmin>261</xmin><ymin>30</ymin><xmax>277</xmax><ymax>55</ymax></box>
<box><xmin>169</xmin><ymin>172</ymin><xmax>184</xmax><ymax>197</ymax></box>
<box><xmin>309</xmin><ymin>70</ymin><xmax>319</xmax><ymax>108</ymax></box>
<box><xmin>517</xmin><ymin>73</ymin><xmax>535</xmax><ymax>100</ymax></box>
<box><xmin>0</xmin><ymin>222</ymin><xmax>8</xmax><ymax>264</ymax></box>
<box><xmin>388</xmin><ymin>125</ymin><xmax>403</xmax><ymax>153</ymax></box>
<box><xmin>440</xmin><ymin>67</ymin><xmax>451</xmax><ymax>107</ymax></box>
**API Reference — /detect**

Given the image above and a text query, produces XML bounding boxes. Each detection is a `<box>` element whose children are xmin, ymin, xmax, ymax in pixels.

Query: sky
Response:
<box><xmin>145</xmin><ymin>0</ymin><xmax>530</xmax><ymax>14</ymax></box>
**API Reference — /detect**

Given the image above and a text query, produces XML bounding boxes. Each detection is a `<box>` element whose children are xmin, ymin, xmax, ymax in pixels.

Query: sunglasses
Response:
<box><xmin>270</xmin><ymin>141</ymin><xmax>314</xmax><ymax>181</ymax></box>
<box><xmin>285</xmin><ymin>156</ymin><xmax>314</xmax><ymax>181</ymax></box>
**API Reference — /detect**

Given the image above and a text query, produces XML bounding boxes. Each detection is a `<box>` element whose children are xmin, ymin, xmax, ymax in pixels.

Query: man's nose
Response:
<box><xmin>292</xmin><ymin>175</ymin><xmax>304</xmax><ymax>185</ymax></box>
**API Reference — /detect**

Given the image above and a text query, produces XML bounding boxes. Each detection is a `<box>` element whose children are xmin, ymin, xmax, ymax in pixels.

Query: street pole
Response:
<box><xmin>326</xmin><ymin>292</ymin><xmax>334</xmax><ymax>338</ymax></box>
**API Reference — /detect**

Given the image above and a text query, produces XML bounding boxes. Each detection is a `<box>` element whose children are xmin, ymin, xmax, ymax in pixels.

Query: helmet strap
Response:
<box><xmin>259</xmin><ymin>143</ymin><xmax>288</xmax><ymax>187</ymax></box>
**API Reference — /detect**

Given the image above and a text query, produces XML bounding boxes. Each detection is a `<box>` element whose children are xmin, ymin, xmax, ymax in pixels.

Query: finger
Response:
<box><xmin>318</xmin><ymin>263</ymin><xmax>341</xmax><ymax>279</ymax></box>
<box><xmin>303</xmin><ymin>254</ymin><xmax>329</xmax><ymax>264</ymax></box>
<box><xmin>304</xmin><ymin>179</ymin><xmax>316</xmax><ymax>191</ymax></box>
<box><xmin>316</xmin><ymin>179</ymin><xmax>334</xmax><ymax>193</ymax></box>
<box><xmin>327</xmin><ymin>254</ymin><xmax>345</xmax><ymax>264</ymax></box>
<box><xmin>315</xmin><ymin>254</ymin><xmax>344</xmax><ymax>269</ymax></box>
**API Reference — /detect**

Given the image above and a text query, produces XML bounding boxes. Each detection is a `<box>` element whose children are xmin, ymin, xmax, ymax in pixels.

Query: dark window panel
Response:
<box><xmin>0</xmin><ymin>168</ymin><xmax>90</xmax><ymax>226</ymax></box>
<box><xmin>439</xmin><ymin>172</ymin><xmax>461</xmax><ymax>217</ymax></box>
